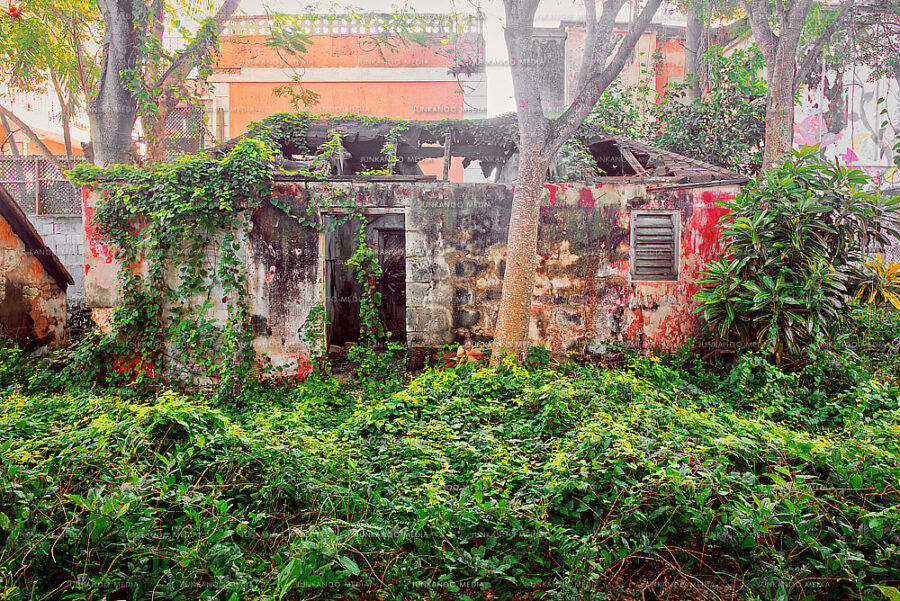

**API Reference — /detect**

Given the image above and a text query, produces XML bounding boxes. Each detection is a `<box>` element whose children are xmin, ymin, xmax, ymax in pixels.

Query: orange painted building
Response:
<box><xmin>207</xmin><ymin>14</ymin><xmax>485</xmax><ymax>180</ymax></box>
<box><xmin>0</xmin><ymin>125</ymin><xmax>82</xmax><ymax>156</ymax></box>
<box><xmin>562</xmin><ymin>23</ymin><xmax>687</xmax><ymax>104</ymax></box>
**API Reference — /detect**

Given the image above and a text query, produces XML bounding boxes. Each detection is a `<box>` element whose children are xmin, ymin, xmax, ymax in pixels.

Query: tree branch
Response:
<box><xmin>547</xmin><ymin>0</ymin><xmax>664</xmax><ymax>153</ymax></box>
<box><xmin>741</xmin><ymin>0</ymin><xmax>777</xmax><ymax>67</ymax></box>
<box><xmin>0</xmin><ymin>104</ymin><xmax>76</xmax><ymax>186</ymax></box>
<box><xmin>775</xmin><ymin>0</ymin><xmax>787</xmax><ymax>30</ymax></box>
<box><xmin>504</xmin><ymin>0</ymin><xmax>548</xmax><ymax>128</ymax></box>
<box><xmin>794</xmin><ymin>0</ymin><xmax>854</xmax><ymax>89</ymax></box>
<box><xmin>573</xmin><ymin>0</ymin><xmax>599</xmax><ymax>97</ymax></box>
<box><xmin>151</xmin><ymin>0</ymin><xmax>241</xmax><ymax>90</ymax></box>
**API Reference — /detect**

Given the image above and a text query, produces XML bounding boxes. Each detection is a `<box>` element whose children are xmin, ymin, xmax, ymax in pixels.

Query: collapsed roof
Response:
<box><xmin>210</xmin><ymin>113</ymin><xmax>749</xmax><ymax>186</ymax></box>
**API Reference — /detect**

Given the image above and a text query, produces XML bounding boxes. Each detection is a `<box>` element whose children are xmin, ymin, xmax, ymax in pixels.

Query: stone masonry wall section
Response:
<box><xmin>82</xmin><ymin>181</ymin><xmax>740</xmax><ymax>368</ymax></box>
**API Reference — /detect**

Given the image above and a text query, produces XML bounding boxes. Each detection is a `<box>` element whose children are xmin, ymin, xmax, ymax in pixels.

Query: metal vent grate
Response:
<box><xmin>631</xmin><ymin>210</ymin><xmax>679</xmax><ymax>280</ymax></box>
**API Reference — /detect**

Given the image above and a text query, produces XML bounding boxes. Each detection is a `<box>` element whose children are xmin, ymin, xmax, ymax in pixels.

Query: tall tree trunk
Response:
<box><xmin>761</xmin><ymin>52</ymin><xmax>798</xmax><ymax>169</ymax></box>
<box><xmin>491</xmin><ymin>144</ymin><xmax>548</xmax><ymax>357</ymax></box>
<box><xmin>685</xmin><ymin>3</ymin><xmax>704</xmax><ymax>101</ymax></box>
<box><xmin>86</xmin><ymin>0</ymin><xmax>140</xmax><ymax>166</ymax></box>
<box><xmin>744</xmin><ymin>0</ymin><xmax>853</xmax><ymax>170</ymax></box>
<box><xmin>491</xmin><ymin>0</ymin><xmax>663</xmax><ymax>363</ymax></box>
<box><xmin>141</xmin><ymin>0</ymin><xmax>241</xmax><ymax>162</ymax></box>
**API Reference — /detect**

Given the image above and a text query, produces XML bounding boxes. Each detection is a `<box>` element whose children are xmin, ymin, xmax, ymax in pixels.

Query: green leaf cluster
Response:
<box><xmin>694</xmin><ymin>145</ymin><xmax>900</xmax><ymax>360</ymax></box>
<box><xmin>66</xmin><ymin>139</ymin><xmax>276</xmax><ymax>392</ymax></box>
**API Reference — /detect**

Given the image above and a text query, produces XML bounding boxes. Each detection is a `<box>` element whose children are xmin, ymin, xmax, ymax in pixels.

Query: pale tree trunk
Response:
<box><xmin>86</xmin><ymin>0</ymin><xmax>140</xmax><ymax>166</ymax></box>
<box><xmin>491</xmin><ymin>0</ymin><xmax>663</xmax><ymax>363</ymax></box>
<box><xmin>743</xmin><ymin>0</ymin><xmax>854</xmax><ymax>170</ymax></box>
<box><xmin>685</xmin><ymin>2</ymin><xmax>704</xmax><ymax>101</ymax></box>
<box><xmin>761</xmin><ymin>52</ymin><xmax>798</xmax><ymax>170</ymax></box>
<box><xmin>142</xmin><ymin>0</ymin><xmax>169</xmax><ymax>163</ymax></box>
<box><xmin>492</xmin><ymin>145</ymin><xmax>549</xmax><ymax>355</ymax></box>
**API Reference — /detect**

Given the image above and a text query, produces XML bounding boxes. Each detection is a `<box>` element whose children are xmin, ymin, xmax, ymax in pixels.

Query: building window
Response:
<box><xmin>630</xmin><ymin>210</ymin><xmax>680</xmax><ymax>281</ymax></box>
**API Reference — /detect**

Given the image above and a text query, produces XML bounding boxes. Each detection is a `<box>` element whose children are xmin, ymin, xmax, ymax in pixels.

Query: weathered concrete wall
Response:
<box><xmin>83</xmin><ymin>180</ymin><xmax>738</xmax><ymax>366</ymax></box>
<box><xmin>0</xmin><ymin>214</ymin><xmax>67</xmax><ymax>346</ymax></box>
<box><xmin>29</xmin><ymin>215</ymin><xmax>84</xmax><ymax>299</ymax></box>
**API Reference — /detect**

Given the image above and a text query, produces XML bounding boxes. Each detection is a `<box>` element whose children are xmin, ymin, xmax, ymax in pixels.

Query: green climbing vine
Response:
<box><xmin>267</xmin><ymin>125</ymin><xmax>388</xmax><ymax>343</ymax></box>
<box><xmin>67</xmin><ymin>112</ymin><xmax>426</xmax><ymax>391</ymax></box>
<box><xmin>69</xmin><ymin>139</ymin><xmax>275</xmax><ymax>391</ymax></box>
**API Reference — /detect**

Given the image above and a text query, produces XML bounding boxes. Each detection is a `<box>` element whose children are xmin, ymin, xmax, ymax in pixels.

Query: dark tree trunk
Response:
<box><xmin>86</xmin><ymin>0</ymin><xmax>140</xmax><ymax>166</ymax></box>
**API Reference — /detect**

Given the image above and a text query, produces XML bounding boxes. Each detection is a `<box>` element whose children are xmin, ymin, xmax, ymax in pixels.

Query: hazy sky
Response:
<box><xmin>227</xmin><ymin>0</ymin><xmax>686</xmax><ymax>115</ymax></box>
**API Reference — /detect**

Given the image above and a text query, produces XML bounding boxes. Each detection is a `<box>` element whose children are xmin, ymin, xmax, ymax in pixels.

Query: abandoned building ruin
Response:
<box><xmin>81</xmin><ymin>114</ymin><xmax>748</xmax><ymax>366</ymax></box>
<box><xmin>1</xmin><ymin>183</ymin><xmax>73</xmax><ymax>347</ymax></box>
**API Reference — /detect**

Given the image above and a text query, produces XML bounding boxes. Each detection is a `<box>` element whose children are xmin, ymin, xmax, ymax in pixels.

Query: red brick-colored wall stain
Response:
<box><xmin>531</xmin><ymin>184</ymin><xmax>737</xmax><ymax>352</ymax></box>
<box><xmin>0</xmin><ymin>215</ymin><xmax>66</xmax><ymax>346</ymax></box>
<box><xmin>82</xmin><ymin>187</ymin><xmax>115</xmax><ymax>266</ymax></box>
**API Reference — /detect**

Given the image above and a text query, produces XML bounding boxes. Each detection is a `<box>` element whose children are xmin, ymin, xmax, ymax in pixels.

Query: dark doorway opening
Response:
<box><xmin>324</xmin><ymin>213</ymin><xmax>406</xmax><ymax>347</ymax></box>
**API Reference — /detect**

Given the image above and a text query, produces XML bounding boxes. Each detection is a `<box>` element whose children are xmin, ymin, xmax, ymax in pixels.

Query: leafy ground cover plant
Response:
<box><xmin>1</xmin><ymin>335</ymin><xmax>898</xmax><ymax>600</ymax></box>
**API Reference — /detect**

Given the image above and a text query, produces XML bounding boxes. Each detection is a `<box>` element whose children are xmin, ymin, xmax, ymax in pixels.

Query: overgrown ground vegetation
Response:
<box><xmin>1</xmin><ymin>306</ymin><xmax>900</xmax><ymax>601</ymax></box>
<box><xmin>8</xmin><ymin>103</ymin><xmax>899</xmax><ymax>600</ymax></box>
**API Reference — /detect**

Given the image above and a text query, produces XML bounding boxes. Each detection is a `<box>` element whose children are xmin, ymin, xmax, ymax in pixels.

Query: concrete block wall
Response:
<box><xmin>29</xmin><ymin>215</ymin><xmax>84</xmax><ymax>299</ymax></box>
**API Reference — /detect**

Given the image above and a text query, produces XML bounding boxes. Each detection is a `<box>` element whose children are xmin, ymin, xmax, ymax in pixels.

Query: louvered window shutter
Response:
<box><xmin>631</xmin><ymin>211</ymin><xmax>679</xmax><ymax>280</ymax></box>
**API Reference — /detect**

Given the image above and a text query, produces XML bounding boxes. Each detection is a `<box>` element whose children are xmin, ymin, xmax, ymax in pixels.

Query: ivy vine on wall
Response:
<box><xmin>69</xmin><ymin>133</ymin><xmax>388</xmax><ymax>393</ymax></box>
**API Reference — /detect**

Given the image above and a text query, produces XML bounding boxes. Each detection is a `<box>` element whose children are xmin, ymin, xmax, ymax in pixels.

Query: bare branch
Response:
<box><xmin>794</xmin><ymin>0</ymin><xmax>855</xmax><ymax>89</ymax></box>
<box><xmin>0</xmin><ymin>105</ymin><xmax>75</xmax><ymax>185</ymax></box>
<box><xmin>775</xmin><ymin>0</ymin><xmax>787</xmax><ymax>30</ymax></box>
<box><xmin>573</xmin><ymin>0</ymin><xmax>598</xmax><ymax>98</ymax></box>
<box><xmin>547</xmin><ymin>0</ymin><xmax>664</xmax><ymax>153</ymax></box>
<box><xmin>151</xmin><ymin>0</ymin><xmax>241</xmax><ymax>90</ymax></box>
<box><xmin>504</xmin><ymin>0</ymin><xmax>548</xmax><ymax>128</ymax></box>
<box><xmin>742</xmin><ymin>0</ymin><xmax>777</xmax><ymax>67</ymax></box>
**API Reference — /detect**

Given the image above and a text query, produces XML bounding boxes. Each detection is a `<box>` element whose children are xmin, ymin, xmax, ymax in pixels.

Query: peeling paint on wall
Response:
<box><xmin>82</xmin><ymin>180</ymin><xmax>740</xmax><ymax>365</ymax></box>
<box><xmin>0</xmin><ymin>215</ymin><xmax>66</xmax><ymax>346</ymax></box>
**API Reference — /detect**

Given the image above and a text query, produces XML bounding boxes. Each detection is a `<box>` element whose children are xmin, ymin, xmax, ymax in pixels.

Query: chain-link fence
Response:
<box><xmin>0</xmin><ymin>155</ymin><xmax>84</xmax><ymax>215</ymax></box>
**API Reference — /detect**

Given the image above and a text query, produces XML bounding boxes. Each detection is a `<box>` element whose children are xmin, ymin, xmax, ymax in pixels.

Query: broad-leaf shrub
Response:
<box><xmin>653</xmin><ymin>46</ymin><xmax>767</xmax><ymax>174</ymax></box>
<box><xmin>694</xmin><ymin>146</ymin><xmax>900</xmax><ymax>360</ymax></box>
<box><xmin>852</xmin><ymin>253</ymin><xmax>900</xmax><ymax>309</ymax></box>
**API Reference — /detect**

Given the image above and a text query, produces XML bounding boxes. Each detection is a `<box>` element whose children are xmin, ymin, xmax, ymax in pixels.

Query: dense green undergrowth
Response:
<box><xmin>1</xmin><ymin>311</ymin><xmax>899</xmax><ymax>600</ymax></box>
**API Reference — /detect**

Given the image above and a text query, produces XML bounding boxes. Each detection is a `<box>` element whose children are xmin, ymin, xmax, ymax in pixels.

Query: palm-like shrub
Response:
<box><xmin>694</xmin><ymin>146</ymin><xmax>900</xmax><ymax>360</ymax></box>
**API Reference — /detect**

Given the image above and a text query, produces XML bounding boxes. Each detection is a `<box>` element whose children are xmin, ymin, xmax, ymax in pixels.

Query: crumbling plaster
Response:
<box><xmin>82</xmin><ymin>180</ymin><xmax>737</xmax><ymax>366</ymax></box>
<box><xmin>0</xmin><ymin>215</ymin><xmax>67</xmax><ymax>346</ymax></box>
